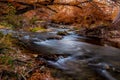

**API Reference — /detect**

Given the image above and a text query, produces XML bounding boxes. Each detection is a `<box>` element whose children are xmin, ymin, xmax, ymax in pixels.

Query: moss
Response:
<box><xmin>0</xmin><ymin>22</ymin><xmax>13</xmax><ymax>28</ymax></box>
<box><xmin>57</xmin><ymin>31</ymin><xmax>68</xmax><ymax>36</ymax></box>
<box><xmin>0</xmin><ymin>33</ymin><xmax>13</xmax><ymax>54</ymax></box>
<box><xmin>29</xmin><ymin>27</ymin><xmax>47</xmax><ymax>32</ymax></box>
<box><xmin>0</xmin><ymin>4</ymin><xmax>23</xmax><ymax>29</ymax></box>
<box><xmin>0</xmin><ymin>55</ymin><xmax>13</xmax><ymax>65</ymax></box>
<box><xmin>3</xmin><ymin>15</ymin><xmax>23</xmax><ymax>29</ymax></box>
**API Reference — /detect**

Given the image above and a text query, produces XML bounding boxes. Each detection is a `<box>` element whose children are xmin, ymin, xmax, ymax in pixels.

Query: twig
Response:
<box><xmin>24</xmin><ymin>66</ymin><xmax>41</xmax><ymax>77</ymax></box>
<box><xmin>0</xmin><ymin>72</ymin><xmax>3</xmax><ymax>80</ymax></box>
<box><xmin>20</xmin><ymin>73</ymin><xmax>27</xmax><ymax>80</ymax></box>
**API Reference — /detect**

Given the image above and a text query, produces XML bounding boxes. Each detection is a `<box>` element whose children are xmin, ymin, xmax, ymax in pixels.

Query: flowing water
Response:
<box><xmin>1</xmin><ymin>28</ymin><xmax>120</xmax><ymax>80</ymax></box>
<box><xmin>31</xmin><ymin>28</ymin><xmax>120</xmax><ymax>80</ymax></box>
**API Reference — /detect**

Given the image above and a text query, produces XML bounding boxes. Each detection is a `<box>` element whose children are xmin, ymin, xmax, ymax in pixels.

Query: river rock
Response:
<box><xmin>47</xmin><ymin>35</ymin><xmax>63</xmax><ymax>40</ymax></box>
<box><xmin>57</xmin><ymin>31</ymin><xmax>69</xmax><ymax>36</ymax></box>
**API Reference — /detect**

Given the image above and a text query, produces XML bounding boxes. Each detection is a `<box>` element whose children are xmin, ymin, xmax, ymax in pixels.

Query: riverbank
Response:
<box><xmin>0</xmin><ymin>26</ymin><xmax>120</xmax><ymax>80</ymax></box>
<box><xmin>77</xmin><ymin>25</ymin><xmax>120</xmax><ymax>48</ymax></box>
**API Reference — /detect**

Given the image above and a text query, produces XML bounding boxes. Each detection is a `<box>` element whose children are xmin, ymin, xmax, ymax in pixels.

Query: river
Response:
<box><xmin>0</xmin><ymin>28</ymin><xmax>120</xmax><ymax>80</ymax></box>
<box><xmin>29</xmin><ymin>28</ymin><xmax>120</xmax><ymax>80</ymax></box>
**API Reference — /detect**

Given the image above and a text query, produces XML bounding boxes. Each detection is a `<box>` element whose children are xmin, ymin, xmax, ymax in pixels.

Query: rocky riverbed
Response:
<box><xmin>0</xmin><ymin>27</ymin><xmax>120</xmax><ymax>80</ymax></box>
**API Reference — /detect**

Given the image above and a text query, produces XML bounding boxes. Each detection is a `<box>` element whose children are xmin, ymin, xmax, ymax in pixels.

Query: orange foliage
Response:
<box><xmin>50</xmin><ymin>2</ymin><xmax>114</xmax><ymax>26</ymax></box>
<box><xmin>1</xmin><ymin>0</ymin><xmax>119</xmax><ymax>27</ymax></box>
<box><xmin>50</xmin><ymin>5</ymin><xmax>82</xmax><ymax>23</ymax></box>
<box><xmin>28</xmin><ymin>69</ymin><xmax>57</xmax><ymax>80</ymax></box>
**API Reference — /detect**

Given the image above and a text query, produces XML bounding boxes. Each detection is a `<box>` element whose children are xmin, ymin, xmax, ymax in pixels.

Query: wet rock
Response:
<box><xmin>78</xmin><ymin>26</ymin><xmax>108</xmax><ymax>38</ymax></box>
<box><xmin>88</xmin><ymin>63</ymin><xmax>112</xmax><ymax>70</ymax></box>
<box><xmin>104</xmin><ymin>38</ymin><xmax>120</xmax><ymax>48</ymax></box>
<box><xmin>104</xmin><ymin>30</ymin><xmax>120</xmax><ymax>48</ymax></box>
<box><xmin>57</xmin><ymin>31</ymin><xmax>69</xmax><ymax>36</ymax></box>
<box><xmin>78</xmin><ymin>26</ymin><xmax>120</xmax><ymax>48</ymax></box>
<box><xmin>47</xmin><ymin>35</ymin><xmax>63</xmax><ymax>40</ymax></box>
<box><xmin>88</xmin><ymin>63</ymin><xmax>117</xmax><ymax>80</ymax></box>
<box><xmin>47</xmin><ymin>56</ymin><xmax>70</xmax><ymax>67</ymax></box>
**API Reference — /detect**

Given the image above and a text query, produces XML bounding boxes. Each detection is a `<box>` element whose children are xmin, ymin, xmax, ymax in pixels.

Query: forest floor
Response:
<box><xmin>0</xmin><ymin>23</ymin><xmax>66</xmax><ymax>80</ymax></box>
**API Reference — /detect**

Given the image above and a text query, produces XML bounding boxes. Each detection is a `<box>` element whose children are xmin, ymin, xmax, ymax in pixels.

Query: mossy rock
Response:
<box><xmin>29</xmin><ymin>27</ymin><xmax>47</xmax><ymax>32</ymax></box>
<box><xmin>57</xmin><ymin>31</ymin><xmax>69</xmax><ymax>36</ymax></box>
